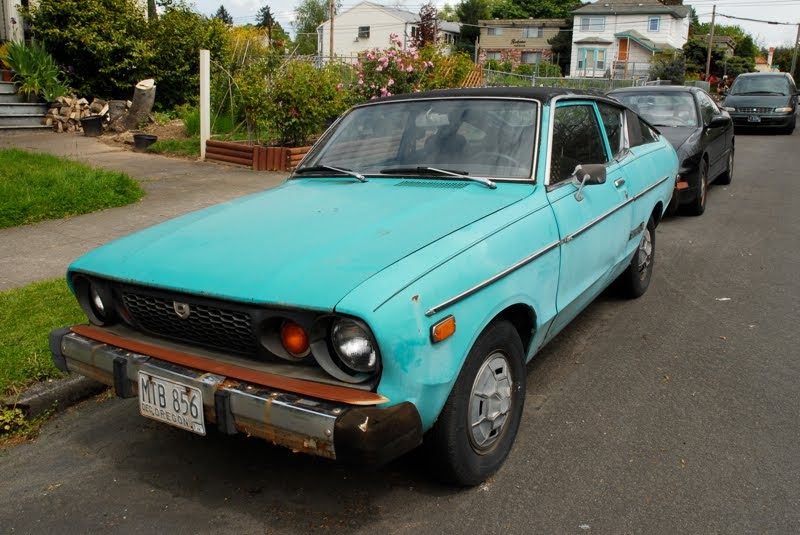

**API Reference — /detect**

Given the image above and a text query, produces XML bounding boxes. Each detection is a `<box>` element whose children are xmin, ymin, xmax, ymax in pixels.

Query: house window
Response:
<box><xmin>525</xmin><ymin>26</ymin><xmax>543</xmax><ymax>38</ymax></box>
<box><xmin>648</xmin><ymin>16</ymin><xmax>660</xmax><ymax>32</ymax></box>
<box><xmin>580</xmin><ymin>17</ymin><xmax>605</xmax><ymax>32</ymax></box>
<box><xmin>358</xmin><ymin>26</ymin><xmax>370</xmax><ymax>38</ymax></box>
<box><xmin>411</xmin><ymin>26</ymin><xmax>419</xmax><ymax>38</ymax></box>
<box><xmin>577</xmin><ymin>48</ymin><xmax>607</xmax><ymax>71</ymax></box>
<box><xmin>487</xmin><ymin>27</ymin><xmax>502</xmax><ymax>36</ymax></box>
<box><xmin>521</xmin><ymin>52</ymin><xmax>542</xmax><ymax>64</ymax></box>
<box><xmin>486</xmin><ymin>51</ymin><xmax>502</xmax><ymax>61</ymax></box>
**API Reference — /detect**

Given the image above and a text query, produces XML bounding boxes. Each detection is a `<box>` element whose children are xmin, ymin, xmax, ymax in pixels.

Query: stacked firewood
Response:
<box><xmin>44</xmin><ymin>97</ymin><xmax>115</xmax><ymax>133</ymax></box>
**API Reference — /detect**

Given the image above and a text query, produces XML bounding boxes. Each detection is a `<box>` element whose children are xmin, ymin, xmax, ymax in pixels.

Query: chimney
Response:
<box><xmin>768</xmin><ymin>47</ymin><xmax>775</xmax><ymax>70</ymax></box>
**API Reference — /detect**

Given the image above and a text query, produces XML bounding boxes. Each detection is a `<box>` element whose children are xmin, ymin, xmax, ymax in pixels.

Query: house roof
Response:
<box><xmin>574</xmin><ymin>0</ymin><xmax>690</xmax><ymax>19</ymax></box>
<box><xmin>755</xmin><ymin>56</ymin><xmax>768</xmax><ymax>65</ymax></box>
<box><xmin>574</xmin><ymin>37</ymin><xmax>614</xmax><ymax>45</ymax></box>
<box><xmin>615</xmin><ymin>29</ymin><xmax>673</xmax><ymax>51</ymax></box>
<box><xmin>478</xmin><ymin>18</ymin><xmax>569</xmax><ymax>28</ymax></box>
<box><xmin>320</xmin><ymin>1</ymin><xmax>461</xmax><ymax>33</ymax></box>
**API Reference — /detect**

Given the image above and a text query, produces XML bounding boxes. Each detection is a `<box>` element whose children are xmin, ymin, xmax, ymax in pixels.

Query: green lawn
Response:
<box><xmin>0</xmin><ymin>149</ymin><xmax>144</xmax><ymax>229</ymax></box>
<box><xmin>146</xmin><ymin>137</ymin><xmax>201</xmax><ymax>158</ymax></box>
<box><xmin>0</xmin><ymin>279</ymin><xmax>85</xmax><ymax>396</ymax></box>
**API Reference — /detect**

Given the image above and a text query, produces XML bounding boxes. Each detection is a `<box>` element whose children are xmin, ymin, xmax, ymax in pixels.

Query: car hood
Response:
<box><xmin>658</xmin><ymin>127</ymin><xmax>698</xmax><ymax>152</ymax></box>
<box><xmin>70</xmin><ymin>177</ymin><xmax>532</xmax><ymax>310</ymax></box>
<box><xmin>722</xmin><ymin>94</ymin><xmax>792</xmax><ymax>108</ymax></box>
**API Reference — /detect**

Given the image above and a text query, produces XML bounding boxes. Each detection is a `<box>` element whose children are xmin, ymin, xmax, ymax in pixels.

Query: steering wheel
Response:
<box><xmin>471</xmin><ymin>151</ymin><xmax>521</xmax><ymax>168</ymax></box>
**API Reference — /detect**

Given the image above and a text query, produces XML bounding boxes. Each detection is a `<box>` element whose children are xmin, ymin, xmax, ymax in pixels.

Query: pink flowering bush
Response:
<box><xmin>350</xmin><ymin>34</ymin><xmax>434</xmax><ymax>100</ymax></box>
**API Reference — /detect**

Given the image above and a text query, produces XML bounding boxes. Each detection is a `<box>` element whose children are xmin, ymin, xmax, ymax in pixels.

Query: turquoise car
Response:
<box><xmin>50</xmin><ymin>87</ymin><xmax>677</xmax><ymax>486</ymax></box>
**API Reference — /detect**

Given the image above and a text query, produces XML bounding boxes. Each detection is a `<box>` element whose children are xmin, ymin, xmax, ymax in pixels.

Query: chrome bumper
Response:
<box><xmin>50</xmin><ymin>328</ymin><xmax>422</xmax><ymax>465</ymax></box>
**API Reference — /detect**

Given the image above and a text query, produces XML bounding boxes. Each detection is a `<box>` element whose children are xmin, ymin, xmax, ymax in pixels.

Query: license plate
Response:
<box><xmin>138</xmin><ymin>372</ymin><xmax>205</xmax><ymax>435</ymax></box>
<box><xmin>748</xmin><ymin>115</ymin><xmax>761</xmax><ymax>123</ymax></box>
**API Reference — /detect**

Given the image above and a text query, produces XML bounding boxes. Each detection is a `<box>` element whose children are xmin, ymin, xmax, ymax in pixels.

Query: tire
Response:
<box><xmin>685</xmin><ymin>160</ymin><xmax>708</xmax><ymax>216</ymax></box>
<box><xmin>619</xmin><ymin>216</ymin><xmax>656</xmax><ymax>299</ymax></box>
<box><xmin>716</xmin><ymin>149</ymin><xmax>733</xmax><ymax>185</ymax></box>
<box><xmin>426</xmin><ymin>320</ymin><xmax>526</xmax><ymax>486</ymax></box>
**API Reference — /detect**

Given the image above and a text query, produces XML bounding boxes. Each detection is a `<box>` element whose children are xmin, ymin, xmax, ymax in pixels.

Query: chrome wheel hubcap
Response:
<box><xmin>468</xmin><ymin>352</ymin><xmax>513</xmax><ymax>452</ymax></box>
<box><xmin>636</xmin><ymin>227</ymin><xmax>653</xmax><ymax>279</ymax></box>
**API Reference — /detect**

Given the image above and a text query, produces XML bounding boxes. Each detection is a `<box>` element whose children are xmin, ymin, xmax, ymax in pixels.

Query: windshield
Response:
<box><xmin>613</xmin><ymin>92</ymin><xmax>699</xmax><ymax>128</ymax></box>
<box><xmin>298</xmin><ymin>98</ymin><xmax>538</xmax><ymax>179</ymax></box>
<box><xmin>729</xmin><ymin>76</ymin><xmax>791</xmax><ymax>96</ymax></box>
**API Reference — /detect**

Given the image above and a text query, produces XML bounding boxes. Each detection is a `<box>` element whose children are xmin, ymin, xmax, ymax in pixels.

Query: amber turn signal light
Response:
<box><xmin>431</xmin><ymin>315</ymin><xmax>456</xmax><ymax>343</ymax></box>
<box><xmin>280</xmin><ymin>321</ymin><xmax>310</xmax><ymax>356</ymax></box>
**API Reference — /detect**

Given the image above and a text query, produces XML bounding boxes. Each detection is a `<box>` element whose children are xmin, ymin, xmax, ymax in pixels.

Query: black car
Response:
<box><xmin>720</xmin><ymin>72</ymin><xmax>798</xmax><ymax>134</ymax></box>
<box><xmin>608</xmin><ymin>85</ymin><xmax>734</xmax><ymax>216</ymax></box>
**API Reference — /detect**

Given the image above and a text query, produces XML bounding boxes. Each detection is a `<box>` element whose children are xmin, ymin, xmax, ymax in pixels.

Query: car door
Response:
<box><xmin>696</xmin><ymin>90</ymin><xmax>728</xmax><ymax>177</ymax></box>
<box><xmin>545</xmin><ymin>100</ymin><xmax>633</xmax><ymax>337</ymax></box>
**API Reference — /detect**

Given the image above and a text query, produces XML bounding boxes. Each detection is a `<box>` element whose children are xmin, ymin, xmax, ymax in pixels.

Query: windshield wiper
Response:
<box><xmin>379</xmin><ymin>166</ymin><xmax>496</xmax><ymax>189</ymax></box>
<box><xmin>293</xmin><ymin>165</ymin><xmax>366</xmax><ymax>182</ymax></box>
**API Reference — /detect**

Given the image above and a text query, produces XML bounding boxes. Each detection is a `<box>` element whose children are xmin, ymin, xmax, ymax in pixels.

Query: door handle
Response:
<box><xmin>614</xmin><ymin>178</ymin><xmax>626</xmax><ymax>187</ymax></box>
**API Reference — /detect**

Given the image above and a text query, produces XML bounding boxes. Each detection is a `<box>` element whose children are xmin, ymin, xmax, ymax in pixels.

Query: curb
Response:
<box><xmin>3</xmin><ymin>374</ymin><xmax>108</xmax><ymax>419</ymax></box>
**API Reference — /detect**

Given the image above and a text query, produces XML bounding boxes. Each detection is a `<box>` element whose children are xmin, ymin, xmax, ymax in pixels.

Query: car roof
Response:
<box><xmin>608</xmin><ymin>85</ymin><xmax>696</xmax><ymax>94</ymax></box>
<box><xmin>372</xmin><ymin>86</ymin><xmax>615</xmax><ymax>105</ymax></box>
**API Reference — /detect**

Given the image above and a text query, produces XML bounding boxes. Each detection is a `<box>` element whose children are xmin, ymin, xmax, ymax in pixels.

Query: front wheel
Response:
<box><xmin>619</xmin><ymin>216</ymin><xmax>656</xmax><ymax>298</ymax></box>
<box><xmin>426</xmin><ymin>320</ymin><xmax>526</xmax><ymax>486</ymax></box>
<box><xmin>716</xmin><ymin>149</ymin><xmax>733</xmax><ymax>185</ymax></box>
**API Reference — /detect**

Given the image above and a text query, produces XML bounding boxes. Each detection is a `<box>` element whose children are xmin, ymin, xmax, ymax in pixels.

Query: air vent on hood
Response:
<box><xmin>394</xmin><ymin>180</ymin><xmax>468</xmax><ymax>189</ymax></box>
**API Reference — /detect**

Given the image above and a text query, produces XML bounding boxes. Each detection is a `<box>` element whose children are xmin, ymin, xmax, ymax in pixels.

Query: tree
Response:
<box><xmin>455</xmin><ymin>0</ymin><xmax>490</xmax><ymax>55</ymax></box>
<box><xmin>147</xmin><ymin>0</ymin><xmax>158</xmax><ymax>21</ymax></box>
<box><xmin>257</xmin><ymin>4</ymin><xmax>277</xmax><ymax>42</ymax></box>
<box><xmin>548</xmin><ymin>21</ymin><xmax>572</xmax><ymax>75</ymax></box>
<box><xmin>214</xmin><ymin>5</ymin><xmax>233</xmax><ymax>25</ymax></box>
<box><xmin>649</xmin><ymin>52</ymin><xmax>685</xmax><ymax>84</ymax></box>
<box><xmin>414</xmin><ymin>2</ymin><xmax>438</xmax><ymax>48</ymax></box>
<box><xmin>293</xmin><ymin>0</ymin><xmax>332</xmax><ymax>55</ymax></box>
<box><xmin>439</xmin><ymin>3</ymin><xmax>458</xmax><ymax>22</ymax></box>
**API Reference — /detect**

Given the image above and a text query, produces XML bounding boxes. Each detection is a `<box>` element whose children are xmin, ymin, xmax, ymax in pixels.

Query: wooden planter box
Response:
<box><xmin>205</xmin><ymin>140</ymin><xmax>311</xmax><ymax>172</ymax></box>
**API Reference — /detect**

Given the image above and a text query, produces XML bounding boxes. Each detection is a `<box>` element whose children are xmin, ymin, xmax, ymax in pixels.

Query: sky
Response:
<box><xmin>189</xmin><ymin>0</ymin><xmax>800</xmax><ymax>48</ymax></box>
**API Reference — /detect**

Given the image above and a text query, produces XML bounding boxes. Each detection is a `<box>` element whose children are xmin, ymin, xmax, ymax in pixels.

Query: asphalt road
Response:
<box><xmin>2</xmin><ymin>130</ymin><xmax>798</xmax><ymax>535</ymax></box>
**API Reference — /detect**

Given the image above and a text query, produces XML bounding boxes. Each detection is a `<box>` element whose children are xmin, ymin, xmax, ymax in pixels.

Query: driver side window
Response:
<box><xmin>550</xmin><ymin>103</ymin><xmax>607</xmax><ymax>185</ymax></box>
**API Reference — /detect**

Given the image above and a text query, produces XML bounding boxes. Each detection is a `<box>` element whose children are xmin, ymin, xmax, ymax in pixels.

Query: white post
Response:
<box><xmin>199</xmin><ymin>49</ymin><xmax>211</xmax><ymax>161</ymax></box>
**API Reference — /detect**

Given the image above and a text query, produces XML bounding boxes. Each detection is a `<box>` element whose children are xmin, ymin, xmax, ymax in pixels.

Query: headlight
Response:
<box><xmin>774</xmin><ymin>106</ymin><xmax>794</xmax><ymax>113</ymax></box>
<box><xmin>331</xmin><ymin>319</ymin><xmax>377</xmax><ymax>373</ymax></box>
<box><xmin>721</xmin><ymin>106</ymin><xmax>736</xmax><ymax>112</ymax></box>
<box><xmin>72</xmin><ymin>275</ymin><xmax>116</xmax><ymax>326</ymax></box>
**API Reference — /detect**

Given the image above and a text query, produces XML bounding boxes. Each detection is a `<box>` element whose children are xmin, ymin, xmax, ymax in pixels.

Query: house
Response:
<box><xmin>317</xmin><ymin>1</ymin><xmax>460</xmax><ymax>60</ymax></box>
<box><xmin>754</xmin><ymin>47</ymin><xmax>779</xmax><ymax>73</ymax></box>
<box><xmin>476</xmin><ymin>18</ymin><xmax>568</xmax><ymax>68</ymax></box>
<box><xmin>0</xmin><ymin>0</ymin><xmax>28</xmax><ymax>42</ymax></box>
<box><xmin>570</xmin><ymin>0</ymin><xmax>690</xmax><ymax>78</ymax></box>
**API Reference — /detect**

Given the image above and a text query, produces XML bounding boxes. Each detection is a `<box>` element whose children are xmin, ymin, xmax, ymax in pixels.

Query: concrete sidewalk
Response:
<box><xmin>0</xmin><ymin>132</ymin><xmax>287</xmax><ymax>291</ymax></box>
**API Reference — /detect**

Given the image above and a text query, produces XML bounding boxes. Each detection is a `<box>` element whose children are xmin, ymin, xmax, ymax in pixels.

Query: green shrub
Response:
<box><xmin>0</xmin><ymin>42</ymin><xmax>70</xmax><ymax>102</ymax></box>
<box><xmin>27</xmin><ymin>0</ymin><xmax>152</xmax><ymax>99</ymax></box>
<box><xmin>263</xmin><ymin>59</ymin><xmax>348</xmax><ymax>146</ymax></box>
<box><xmin>148</xmin><ymin>5</ymin><xmax>231</xmax><ymax>110</ymax></box>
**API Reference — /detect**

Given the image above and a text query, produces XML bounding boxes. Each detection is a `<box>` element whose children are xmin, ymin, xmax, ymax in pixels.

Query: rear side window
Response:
<box><xmin>596</xmin><ymin>102</ymin><xmax>625</xmax><ymax>159</ymax></box>
<box><xmin>626</xmin><ymin>110</ymin><xmax>658</xmax><ymax>147</ymax></box>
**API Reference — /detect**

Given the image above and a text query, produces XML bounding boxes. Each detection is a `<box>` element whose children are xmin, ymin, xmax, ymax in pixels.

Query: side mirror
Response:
<box><xmin>572</xmin><ymin>164</ymin><xmax>607</xmax><ymax>201</ymax></box>
<box><xmin>708</xmin><ymin>115</ymin><xmax>730</xmax><ymax>128</ymax></box>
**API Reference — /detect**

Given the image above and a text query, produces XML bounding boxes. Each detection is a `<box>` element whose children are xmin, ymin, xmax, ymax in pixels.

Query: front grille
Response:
<box><xmin>121</xmin><ymin>290</ymin><xmax>258</xmax><ymax>354</ymax></box>
<box><xmin>735</xmin><ymin>107</ymin><xmax>772</xmax><ymax>113</ymax></box>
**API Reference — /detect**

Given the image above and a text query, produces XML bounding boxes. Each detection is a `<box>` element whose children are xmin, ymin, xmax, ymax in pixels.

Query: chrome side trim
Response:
<box><xmin>424</xmin><ymin>174</ymin><xmax>671</xmax><ymax>316</ymax></box>
<box><xmin>425</xmin><ymin>240</ymin><xmax>560</xmax><ymax>316</ymax></box>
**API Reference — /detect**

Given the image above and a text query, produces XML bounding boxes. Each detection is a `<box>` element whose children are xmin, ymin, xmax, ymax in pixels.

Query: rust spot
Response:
<box><xmin>411</xmin><ymin>294</ymin><xmax>419</xmax><ymax>303</ymax></box>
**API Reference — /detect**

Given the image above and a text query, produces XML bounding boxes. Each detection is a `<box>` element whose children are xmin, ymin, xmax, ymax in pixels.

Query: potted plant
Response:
<box><xmin>0</xmin><ymin>42</ymin><xmax>69</xmax><ymax>103</ymax></box>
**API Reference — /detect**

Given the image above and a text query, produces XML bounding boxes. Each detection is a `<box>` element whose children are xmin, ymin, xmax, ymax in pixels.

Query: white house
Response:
<box><xmin>570</xmin><ymin>0</ymin><xmax>690</xmax><ymax>78</ymax></box>
<box><xmin>317</xmin><ymin>1</ymin><xmax>460</xmax><ymax>60</ymax></box>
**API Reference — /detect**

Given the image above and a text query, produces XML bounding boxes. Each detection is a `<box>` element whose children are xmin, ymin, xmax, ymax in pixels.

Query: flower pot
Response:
<box><xmin>133</xmin><ymin>133</ymin><xmax>158</xmax><ymax>152</ymax></box>
<box><xmin>1</xmin><ymin>70</ymin><xmax>13</xmax><ymax>82</ymax></box>
<box><xmin>80</xmin><ymin>116</ymin><xmax>104</xmax><ymax>137</ymax></box>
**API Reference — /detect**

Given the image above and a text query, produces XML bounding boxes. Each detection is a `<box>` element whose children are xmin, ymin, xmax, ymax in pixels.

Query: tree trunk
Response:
<box><xmin>110</xmin><ymin>79</ymin><xmax>156</xmax><ymax>133</ymax></box>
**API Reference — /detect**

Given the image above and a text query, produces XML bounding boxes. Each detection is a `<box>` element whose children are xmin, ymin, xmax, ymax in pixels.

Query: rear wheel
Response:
<box><xmin>686</xmin><ymin>160</ymin><xmax>708</xmax><ymax>216</ymax></box>
<box><xmin>716</xmin><ymin>149</ymin><xmax>733</xmax><ymax>185</ymax></box>
<box><xmin>427</xmin><ymin>320</ymin><xmax>526</xmax><ymax>486</ymax></box>
<box><xmin>619</xmin><ymin>216</ymin><xmax>655</xmax><ymax>299</ymax></box>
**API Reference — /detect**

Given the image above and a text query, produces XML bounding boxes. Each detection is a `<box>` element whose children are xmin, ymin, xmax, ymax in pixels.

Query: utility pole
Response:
<box><xmin>790</xmin><ymin>23</ymin><xmax>800</xmax><ymax>77</ymax></box>
<box><xmin>705</xmin><ymin>4</ymin><xmax>716</xmax><ymax>82</ymax></box>
<box><xmin>329</xmin><ymin>0</ymin><xmax>335</xmax><ymax>60</ymax></box>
